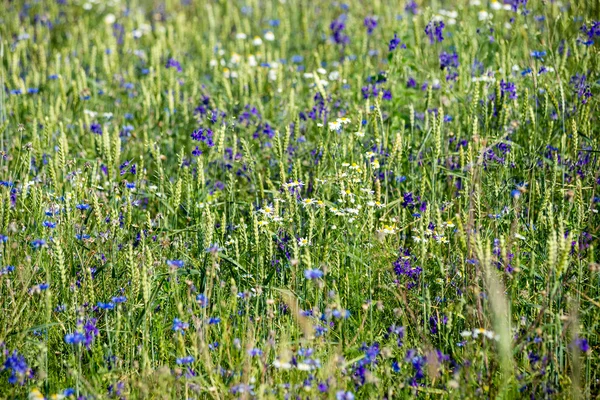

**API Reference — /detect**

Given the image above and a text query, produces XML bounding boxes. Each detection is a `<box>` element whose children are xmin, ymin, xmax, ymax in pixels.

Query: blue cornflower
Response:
<box><xmin>247</xmin><ymin>348</ymin><xmax>263</xmax><ymax>357</ymax></box>
<box><xmin>196</xmin><ymin>293</ymin><xmax>209</xmax><ymax>307</ymax></box>
<box><xmin>206</xmin><ymin>243</ymin><xmax>222</xmax><ymax>253</ymax></box>
<box><xmin>208</xmin><ymin>317</ymin><xmax>221</xmax><ymax>325</ymax></box>
<box><xmin>521</xmin><ymin>67</ymin><xmax>532</xmax><ymax>76</ymax></box>
<box><xmin>65</xmin><ymin>332</ymin><xmax>86</xmax><ymax>345</ymax></box>
<box><xmin>166</xmin><ymin>259</ymin><xmax>184</xmax><ymax>268</ymax></box>
<box><xmin>332</xmin><ymin>309</ymin><xmax>351</xmax><ymax>319</ymax></box>
<box><xmin>530</xmin><ymin>50</ymin><xmax>546</xmax><ymax>59</ymax></box>
<box><xmin>208</xmin><ymin>342</ymin><xmax>219</xmax><ymax>350</ymax></box>
<box><xmin>112</xmin><ymin>296</ymin><xmax>127</xmax><ymax>303</ymax></box>
<box><xmin>2</xmin><ymin>350</ymin><xmax>31</xmax><ymax>384</ymax></box>
<box><xmin>43</xmin><ymin>221</ymin><xmax>57</xmax><ymax>228</ymax></box>
<box><xmin>0</xmin><ymin>266</ymin><xmax>15</xmax><ymax>275</ymax></box>
<box><xmin>97</xmin><ymin>302</ymin><xmax>115</xmax><ymax>310</ymax></box>
<box><xmin>31</xmin><ymin>239</ymin><xmax>46</xmax><ymax>249</ymax></box>
<box><xmin>336</xmin><ymin>391</ymin><xmax>355</xmax><ymax>400</ymax></box>
<box><xmin>172</xmin><ymin>318</ymin><xmax>189</xmax><ymax>333</ymax></box>
<box><xmin>304</xmin><ymin>268</ymin><xmax>324</xmax><ymax>279</ymax></box>
<box><xmin>314</xmin><ymin>325</ymin><xmax>328</xmax><ymax>336</ymax></box>
<box><xmin>176</xmin><ymin>356</ymin><xmax>195</xmax><ymax>365</ymax></box>
<box><xmin>90</xmin><ymin>122</ymin><xmax>103</xmax><ymax>135</ymax></box>
<box><xmin>230</xmin><ymin>383</ymin><xmax>254</xmax><ymax>395</ymax></box>
<box><xmin>76</xmin><ymin>203</ymin><xmax>90</xmax><ymax>210</ymax></box>
<box><xmin>120</xmin><ymin>125</ymin><xmax>134</xmax><ymax>137</ymax></box>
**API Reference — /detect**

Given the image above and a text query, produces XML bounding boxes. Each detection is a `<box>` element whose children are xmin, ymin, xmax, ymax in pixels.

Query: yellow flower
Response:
<box><xmin>302</xmin><ymin>198</ymin><xmax>316</xmax><ymax>207</ymax></box>
<box><xmin>29</xmin><ymin>389</ymin><xmax>45</xmax><ymax>400</ymax></box>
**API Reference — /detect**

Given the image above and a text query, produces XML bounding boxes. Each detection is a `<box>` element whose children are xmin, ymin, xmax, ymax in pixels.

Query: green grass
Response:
<box><xmin>0</xmin><ymin>0</ymin><xmax>599</xmax><ymax>398</ymax></box>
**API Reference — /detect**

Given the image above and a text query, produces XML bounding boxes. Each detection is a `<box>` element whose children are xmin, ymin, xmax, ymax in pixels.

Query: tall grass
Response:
<box><xmin>0</xmin><ymin>0</ymin><xmax>598</xmax><ymax>398</ymax></box>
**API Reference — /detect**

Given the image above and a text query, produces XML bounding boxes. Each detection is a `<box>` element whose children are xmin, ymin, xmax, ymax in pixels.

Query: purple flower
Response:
<box><xmin>191</xmin><ymin>127</ymin><xmax>214</xmax><ymax>147</ymax></box>
<box><xmin>166</xmin><ymin>58</ymin><xmax>182</xmax><ymax>72</ymax></box>
<box><xmin>247</xmin><ymin>348</ymin><xmax>263</xmax><ymax>357</ymax></box>
<box><xmin>580</xmin><ymin>21</ymin><xmax>600</xmax><ymax>43</ymax></box>
<box><xmin>192</xmin><ymin>146</ymin><xmax>202</xmax><ymax>156</ymax></box>
<box><xmin>389</xmin><ymin>33</ymin><xmax>402</xmax><ymax>51</ymax></box>
<box><xmin>405</xmin><ymin>1</ymin><xmax>418</xmax><ymax>14</ymax></box>
<box><xmin>573</xmin><ymin>337</ymin><xmax>590</xmax><ymax>352</ymax></box>
<box><xmin>90</xmin><ymin>122</ymin><xmax>103</xmax><ymax>135</ymax></box>
<box><xmin>570</xmin><ymin>73</ymin><xmax>592</xmax><ymax>104</ymax></box>
<box><xmin>500</xmin><ymin>80</ymin><xmax>518</xmax><ymax>100</ymax></box>
<box><xmin>504</xmin><ymin>0</ymin><xmax>528</xmax><ymax>12</ymax></box>
<box><xmin>364</xmin><ymin>16</ymin><xmax>377</xmax><ymax>35</ymax></box>
<box><xmin>330</xmin><ymin>16</ymin><xmax>349</xmax><ymax>46</ymax></box>
<box><xmin>439</xmin><ymin>51</ymin><xmax>459</xmax><ymax>69</ymax></box>
<box><xmin>425</xmin><ymin>20</ymin><xmax>444</xmax><ymax>43</ymax></box>
<box><xmin>336</xmin><ymin>391</ymin><xmax>355</xmax><ymax>400</ymax></box>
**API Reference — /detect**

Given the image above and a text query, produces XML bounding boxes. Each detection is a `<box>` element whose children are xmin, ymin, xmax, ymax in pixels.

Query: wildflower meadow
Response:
<box><xmin>1</xmin><ymin>0</ymin><xmax>600</xmax><ymax>398</ymax></box>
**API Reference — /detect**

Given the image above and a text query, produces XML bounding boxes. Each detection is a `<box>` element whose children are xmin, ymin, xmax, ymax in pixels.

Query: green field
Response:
<box><xmin>0</xmin><ymin>0</ymin><xmax>599</xmax><ymax>398</ymax></box>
